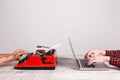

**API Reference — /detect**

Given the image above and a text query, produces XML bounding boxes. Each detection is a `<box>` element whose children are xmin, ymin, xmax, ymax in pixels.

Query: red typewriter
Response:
<box><xmin>14</xmin><ymin>46</ymin><xmax>56</xmax><ymax>70</ymax></box>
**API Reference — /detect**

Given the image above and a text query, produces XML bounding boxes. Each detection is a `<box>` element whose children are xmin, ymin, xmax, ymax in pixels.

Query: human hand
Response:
<box><xmin>88</xmin><ymin>55</ymin><xmax>110</xmax><ymax>65</ymax></box>
<box><xmin>85</xmin><ymin>50</ymin><xmax>106</xmax><ymax>60</ymax></box>
<box><xmin>10</xmin><ymin>49</ymin><xmax>29</xmax><ymax>61</ymax></box>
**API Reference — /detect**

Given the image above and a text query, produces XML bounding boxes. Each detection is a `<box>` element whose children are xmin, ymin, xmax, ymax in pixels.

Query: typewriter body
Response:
<box><xmin>14</xmin><ymin>46</ymin><xmax>56</xmax><ymax>70</ymax></box>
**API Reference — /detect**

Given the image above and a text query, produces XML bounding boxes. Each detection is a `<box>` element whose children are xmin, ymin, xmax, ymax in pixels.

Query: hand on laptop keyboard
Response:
<box><xmin>80</xmin><ymin>59</ymin><xmax>95</xmax><ymax>68</ymax></box>
<box><xmin>86</xmin><ymin>60</ymin><xmax>95</xmax><ymax>67</ymax></box>
<box><xmin>86</xmin><ymin>63</ymin><xmax>95</xmax><ymax>67</ymax></box>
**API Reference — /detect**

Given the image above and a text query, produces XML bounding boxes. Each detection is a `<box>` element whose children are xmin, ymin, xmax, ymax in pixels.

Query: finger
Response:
<box><xmin>14</xmin><ymin>53</ymin><xmax>25</xmax><ymax>60</ymax></box>
<box><xmin>14</xmin><ymin>56</ymin><xmax>20</xmax><ymax>60</ymax></box>
<box><xmin>13</xmin><ymin>49</ymin><xmax>24</xmax><ymax>55</ymax></box>
<box><xmin>87</xmin><ymin>52</ymin><xmax>95</xmax><ymax>60</ymax></box>
<box><xmin>23</xmin><ymin>50</ymin><xmax>30</xmax><ymax>54</ymax></box>
<box><xmin>86</xmin><ymin>51</ymin><xmax>92</xmax><ymax>59</ymax></box>
<box><xmin>86</xmin><ymin>51</ymin><xmax>91</xmax><ymax>59</ymax></box>
<box><xmin>15</xmin><ymin>52</ymin><xmax>24</xmax><ymax>57</ymax></box>
<box><xmin>88</xmin><ymin>56</ymin><xmax>96</xmax><ymax>64</ymax></box>
<box><xmin>18</xmin><ymin>49</ymin><xmax>27</xmax><ymax>53</ymax></box>
<box><xmin>15</xmin><ymin>57</ymin><xmax>21</xmax><ymax>61</ymax></box>
<box><xmin>84</xmin><ymin>53</ymin><xmax>88</xmax><ymax>59</ymax></box>
<box><xmin>88</xmin><ymin>59</ymin><xmax>96</xmax><ymax>65</ymax></box>
<box><xmin>86</xmin><ymin>51</ymin><xmax>93</xmax><ymax>59</ymax></box>
<box><xmin>89</xmin><ymin>56</ymin><xmax>95</xmax><ymax>61</ymax></box>
<box><xmin>13</xmin><ymin>49</ymin><xmax>29</xmax><ymax>55</ymax></box>
<box><xmin>90</xmin><ymin>53</ymin><xmax>95</xmax><ymax>57</ymax></box>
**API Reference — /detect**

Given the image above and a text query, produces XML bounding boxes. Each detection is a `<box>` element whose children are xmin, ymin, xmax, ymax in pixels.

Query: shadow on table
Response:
<box><xmin>57</xmin><ymin>56</ymin><xmax>78</xmax><ymax>70</ymax></box>
<box><xmin>0</xmin><ymin>62</ymin><xmax>16</xmax><ymax>67</ymax></box>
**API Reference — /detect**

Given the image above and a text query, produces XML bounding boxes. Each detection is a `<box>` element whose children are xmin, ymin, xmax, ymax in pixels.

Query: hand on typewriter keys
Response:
<box><xmin>18</xmin><ymin>53</ymin><xmax>33</xmax><ymax>64</ymax></box>
<box><xmin>0</xmin><ymin>49</ymin><xmax>29</xmax><ymax>64</ymax></box>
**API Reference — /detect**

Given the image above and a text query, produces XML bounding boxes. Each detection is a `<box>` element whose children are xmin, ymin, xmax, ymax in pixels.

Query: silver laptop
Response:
<box><xmin>68</xmin><ymin>37</ymin><xmax>109</xmax><ymax>71</ymax></box>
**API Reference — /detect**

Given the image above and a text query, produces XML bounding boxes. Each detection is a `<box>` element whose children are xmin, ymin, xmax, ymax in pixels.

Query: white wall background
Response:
<box><xmin>0</xmin><ymin>0</ymin><xmax>120</xmax><ymax>55</ymax></box>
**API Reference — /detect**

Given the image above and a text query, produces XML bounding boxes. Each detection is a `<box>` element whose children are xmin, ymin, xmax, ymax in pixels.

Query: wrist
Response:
<box><xmin>100</xmin><ymin>50</ymin><xmax>106</xmax><ymax>55</ymax></box>
<box><xmin>8</xmin><ymin>54</ymin><xmax>14</xmax><ymax>61</ymax></box>
<box><xmin>0</xmin><ymin>54</ymin><xmax>14</xmax><ymax>64</ymax></box>
<box><xmin>105</xmin><ymin>56</ymin><xmax>110</xmax><ymax>62</ymax></box>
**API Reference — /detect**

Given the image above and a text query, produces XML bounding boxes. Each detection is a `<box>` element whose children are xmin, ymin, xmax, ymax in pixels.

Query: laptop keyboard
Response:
<box><xmin>79</xmin><ymin>59</ymin><xmax>95</xmax><ymax>68</ymax></box>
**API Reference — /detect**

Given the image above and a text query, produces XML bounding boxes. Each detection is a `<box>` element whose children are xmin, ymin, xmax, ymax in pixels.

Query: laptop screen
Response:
<box><xmin>68</xmin><ymin>37</ymin><xmax>81</xmax><ymax>68</ymax></box>
<box><xmin>68</xmin><ymin>37</ymin><xmax>78</xmax><ymax>60</ymax></box>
